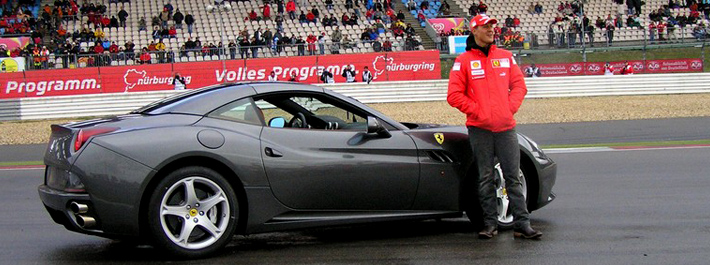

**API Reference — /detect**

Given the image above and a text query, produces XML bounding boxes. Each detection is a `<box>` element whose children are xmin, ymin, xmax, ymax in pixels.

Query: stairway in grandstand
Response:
<box><xmin>41</xmin><ymin>0</ymin><xmax>428</xmax><ymax>66</ymax></box>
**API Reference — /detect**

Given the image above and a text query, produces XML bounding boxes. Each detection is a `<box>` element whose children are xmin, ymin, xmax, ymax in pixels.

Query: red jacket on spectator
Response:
<box><xmin>101</xmin><ymin>16</ymin><xmax>110</xmax><ymax>27</ymax></box>
<box><xmin>306</xmin><ymin>12</ymin><xmax>315</xmax><ymax>21</ymax></box>
<box><xmin>169</xmin><ymin>27</ymin><xmax>177</xmax><ymax>37</ymax></box>
<box><xmin>513</xmin><ymin>17</ymin><xmax>520</xmax><ymax>27</ymax></box>
<box><xmin>248</xmin><ymin>10</ymin><xmax>258</xmax><ymax>21</ymax></box>
<box><xmin>286</xmin><ymin>1</ymin><xmax>296</xmax><ymax>12</ymax></box>
<box><xmin>109</xmin><ymin>44</ymin><xmax>119</xmax><ymax>53</ymax></box>
<box><xmin>140</xmin><ymin>52</ymin><xmax>151</xmax><ymax>63</ymax></box>
<box><xmin>657</xmin><ymin>22</ymin><xmax>665</xmax><ymax>33</ymax></box>
<box><xmin>262</xmin><ymin>4</ymin><xmax>271</xmax><ymax>18</ymax></box>
<box><xmin>306</xmin><ymin>34</ymin><xmax>317</xmax><ymax>51</ymax></box>
<box><xmin>366</xmin><ymin>9</ymin><xmax>374</xmax><ymax>19</ymax></box>
<box><xmin>94</xmin><ymin>45</ymin><xmax>104</xmax><ymax>53</ymax></box>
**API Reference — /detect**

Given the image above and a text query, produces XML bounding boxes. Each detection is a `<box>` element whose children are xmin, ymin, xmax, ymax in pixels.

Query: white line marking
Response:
<box><xmin>544</xmin><ymin>145</ymin><xmax>710</xmax><ymax>154</ymax></box>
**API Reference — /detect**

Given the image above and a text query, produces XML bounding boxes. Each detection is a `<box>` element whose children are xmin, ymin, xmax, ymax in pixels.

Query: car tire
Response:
<box><xmin>465</xmin><ymin>162</ymin><xmax>530</xmax><ymax>230</ymax></box>
<box><xmin>147</xmin><ymin>166</ymin><xmax>238</xmax><ymax>258</ymax></box>
<box><xmin>495</xmin><ymin>165</ymin><xmax>528</xmax><ymax>229</ymax></box>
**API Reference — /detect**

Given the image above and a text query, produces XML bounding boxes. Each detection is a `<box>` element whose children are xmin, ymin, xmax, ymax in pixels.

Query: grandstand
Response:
<box><xmin>2</xmin><ymin>0</ymin><xmax>707</xmax><ymax>69</ymax></box>
<box><xmin>45</xmin><ymin>0</ymin><xmax>426</xmax><ymax>64</ymax></box>
<box><xmin>451</xmin><ymin>0</ymin><xmax>700</xmax><ymax>45</ymax></box>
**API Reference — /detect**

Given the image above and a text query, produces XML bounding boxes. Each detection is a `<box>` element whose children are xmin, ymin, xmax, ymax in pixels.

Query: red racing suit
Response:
<box><xmin>447</xmin><ymin>45</ymin><xmax>527</xmax><ymax>132</ymax></box>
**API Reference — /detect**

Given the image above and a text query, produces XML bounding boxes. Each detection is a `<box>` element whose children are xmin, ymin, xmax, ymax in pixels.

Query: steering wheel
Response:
<box><xmin>288</xmin><ymin>112</ymin><xmax>308</xmax><ymax>128</ymax></box>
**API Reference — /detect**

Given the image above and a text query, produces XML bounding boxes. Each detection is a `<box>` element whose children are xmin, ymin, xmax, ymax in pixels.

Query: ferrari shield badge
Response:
<box><xmin>434</xmin><ymin>133</ymin><xmax>444</xmax><ymax>144</ymax></box>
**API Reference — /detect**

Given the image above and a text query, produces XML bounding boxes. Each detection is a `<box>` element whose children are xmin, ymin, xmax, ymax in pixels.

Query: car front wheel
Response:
<box><xmin>495</xmin><ymin>164</ymin><xmax>528</xmax><ymax>229</ymax></box>
<box><xmin>147</xmin><ymin>166</ymin><xmax>238</xmax><ymax>258</ymax></box>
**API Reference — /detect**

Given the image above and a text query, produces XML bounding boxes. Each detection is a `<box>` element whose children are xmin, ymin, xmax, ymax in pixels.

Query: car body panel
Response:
<box><xmin>261</xmin><ymin>128</ymin><xmax>420</xmax><ymax>210</ymax></box>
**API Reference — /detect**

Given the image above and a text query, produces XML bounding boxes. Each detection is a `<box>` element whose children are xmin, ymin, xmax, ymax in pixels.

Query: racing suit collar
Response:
<box><xmin>465</xmin><ymin>34</ymin><xmax>495</xmax><ymax>57</ymax></box>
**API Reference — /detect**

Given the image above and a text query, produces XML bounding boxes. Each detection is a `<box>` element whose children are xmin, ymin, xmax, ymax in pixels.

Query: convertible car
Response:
<box><xmin>39</xmin><ymin>82</ymin><xmax>556</xmax><ymax>258</ymax></box>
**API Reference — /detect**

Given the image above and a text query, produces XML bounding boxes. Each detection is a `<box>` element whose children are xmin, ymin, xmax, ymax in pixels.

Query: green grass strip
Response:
<box><xmin>542</xmin><ymin>139</ymin><xmax>710</xmax><ymax>149</ymax></box>
<box><xmin>0</xmin><ymin>161</ymin><xmax>43</xmax><ymax>167</ymax></box>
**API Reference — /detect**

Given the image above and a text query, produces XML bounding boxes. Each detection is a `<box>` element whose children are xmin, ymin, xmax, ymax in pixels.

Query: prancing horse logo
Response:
<box><xmin>434</xmin><ymin>133</ymin><xmax>444</xmax><ymax>144</ymax></box>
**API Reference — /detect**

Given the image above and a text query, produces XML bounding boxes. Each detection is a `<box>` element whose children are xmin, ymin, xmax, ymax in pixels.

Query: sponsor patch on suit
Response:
<box><xmin>471</xmin><ymin>60</ymin><xmax>482</xmax><ymax>70</ymax></box>
<box><xmin>492</xmin><ymin>59</ymin><xmax>510</xmax><ymax>68</ymax></box>
<box><xmin>452</xmin><ymin>62</ymin><xmax>461</xmax><ymax>71</ymax></box>
<box><xmin>471</xmin><ymin>69</ymin><xmax>485</xmax><ymax>76</ymax></box>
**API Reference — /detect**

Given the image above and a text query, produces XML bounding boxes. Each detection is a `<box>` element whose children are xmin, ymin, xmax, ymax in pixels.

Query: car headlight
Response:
<box><xmin>522</xmin><ymin>135</ymin><xmax>548</xmax><ymax>161</ymax></box>
<box><xmin>46</xmin><ymin>166</ymin><xmax>86</xmax><ymax>193</ymax></box>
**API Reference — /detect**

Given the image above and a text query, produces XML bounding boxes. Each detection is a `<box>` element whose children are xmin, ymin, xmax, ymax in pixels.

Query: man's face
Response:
<box><xmin>472</xmin><ymin>23</ymin><xmax>495</xmax><ymax>45</ymax></box>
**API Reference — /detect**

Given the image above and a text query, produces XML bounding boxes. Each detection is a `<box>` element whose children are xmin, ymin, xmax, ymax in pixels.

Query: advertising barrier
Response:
<box><xmin>0</xmin><ymin>50</ymin><xmax>441</xmax><ymax>99</ymax></box>
<box><xmin>520</xmin><ymin>58</ymin><xmax>703</xmax><ymax>77</ymax></box>
<box><xmin>428</xmin><ymin>18</ymin><xmax>467</xmax><ymax>35</ymax></box>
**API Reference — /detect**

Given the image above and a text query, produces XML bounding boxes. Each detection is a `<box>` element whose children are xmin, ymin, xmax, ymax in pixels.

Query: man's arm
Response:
<box><xmin>447</xmin><ymin>57</ymin><xmax>476</xmax><ymax>115</ymax></box>
<box><xmin>508</xmin><ymin>56</ymin><xmax>527</xmax><ymax>114</ymax></box>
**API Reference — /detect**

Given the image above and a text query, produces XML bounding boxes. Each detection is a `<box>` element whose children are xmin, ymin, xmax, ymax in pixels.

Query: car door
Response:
<box><xmin>258</xmin><ymin>94</ymin><xmax>420</xmax><ymax>210</ymax></box>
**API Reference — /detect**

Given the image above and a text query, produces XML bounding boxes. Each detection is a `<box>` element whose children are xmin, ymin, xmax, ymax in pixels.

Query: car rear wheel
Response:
<box><xmin>495</xmin><ymin>164</ymin><xmax>527</xmax><ymax>229</ymax></box>
<box><xmin>147</xmin><ymin>166</ymin><xmax>238</xmax><ymax>258</ymax></box>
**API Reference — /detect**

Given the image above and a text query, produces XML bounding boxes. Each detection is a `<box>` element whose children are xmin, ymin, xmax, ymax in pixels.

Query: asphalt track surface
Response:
<box><xmin>1</xmin><ymin>117</ymin><xmax>709</xmax><ymax>264</ymax></box>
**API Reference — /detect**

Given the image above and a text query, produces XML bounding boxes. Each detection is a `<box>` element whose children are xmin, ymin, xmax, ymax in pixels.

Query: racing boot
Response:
<box><xmin>478</xmin><ymin>225</ymin><xmax>498</xmax><ymax>239</ymax></box>
<box><xmin>513</xmin><ymin>224</ymin><xmax>542</xmax><ymax>239</ymax></box>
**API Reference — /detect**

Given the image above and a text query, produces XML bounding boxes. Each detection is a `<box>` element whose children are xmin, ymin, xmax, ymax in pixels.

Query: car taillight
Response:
<box><xmin>74</xmin><ymin>127</ymin><xmax>119</xmax><ymax>152</ymax></box>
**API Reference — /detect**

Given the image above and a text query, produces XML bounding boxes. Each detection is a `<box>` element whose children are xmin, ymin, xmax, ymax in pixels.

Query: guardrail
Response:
<box><xmin>2</xmin><ymin>72</ymin><xmax>710</xmax><ymax>121</ymax></box>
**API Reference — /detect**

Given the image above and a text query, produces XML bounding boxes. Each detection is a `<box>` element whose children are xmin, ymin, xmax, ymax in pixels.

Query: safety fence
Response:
<box><xmin>2</xmin><ymin>72</ymin><xmax>710</xmax><ymax>121</ymax></box>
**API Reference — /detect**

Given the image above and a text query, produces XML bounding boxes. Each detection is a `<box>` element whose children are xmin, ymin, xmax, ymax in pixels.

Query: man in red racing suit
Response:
<box><xmin>447</xmin><ymin>14</ymin><xmax>542</xmax><ymax>239</ymax></box>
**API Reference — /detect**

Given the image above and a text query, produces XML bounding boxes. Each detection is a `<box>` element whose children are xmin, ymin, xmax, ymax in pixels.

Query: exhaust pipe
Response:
<box><xmin>76</xmin><ymin>215</ymin><xmax>96</xmax><ymax>228</ymax></box>
<box><xmin>70</xmin><ymin>202</ymin><xmax>88</xmax><ymax>214</ymax></box>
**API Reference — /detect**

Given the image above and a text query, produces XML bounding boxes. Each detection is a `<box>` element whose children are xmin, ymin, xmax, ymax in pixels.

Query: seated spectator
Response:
<box><xmin>383</xmin><ymin>37</ymin><xmax>392</xmax><ymax>51</ymax></box>
<box><xmin>534</xmin><ymin>2</ymin><xmax>543</xmax><ymax>14</ymax></box>
<box><xmin>312</xmin><ymin>7</ymin><xmax>320</xmax><ymax>19</ymax></box>
<box><xmin>405</xmin><ymin>23</ymin><xmax>415</xmax><ymax>35</ymax></box>
<box><xmin>372</xmin><ymin>38</ymin><xmax>382</xmax><ymax>51</ymax></box>
<box><xmin>505</xmin><ymin>15</ymin><xmax>514</xmax><ymax>27</ymax></box>
<box><xmin>393</xmin><ymin>25</ymin><xmax>404</xmax><ymax>37</ymax></box>
<box><xmin>420</xmin><ymin>0</ymin><xmax>429</xmax><ymax>10</ymax></box>
<box><xmin>109</xmin><ymin>41</ymin><xmax>119</xmax><ymax>53</ymax></box>
<box><xmin>148</xmin><ymin>41</ymin><xmax>157</xmax><ymax>51</ymax></box>
<box><xmin>342</xmin><ymin>34</ymin><xmax>355</xmax><ymax>49</ymax></box>
<box><xmin>138</xmin><ymin>17</ymin><xmax>147</xmax><ymax>31</ymax></box>
<box><xmin>342</xmin><ymin>13</ymin><xmax>350</xmax><ymax>25</ymax></box>
<box><xmin>407</xmin><ymin>0</ymin><xmax>417</xmax><ymax>11</ymax></box>
<box><xmin>139</xmin><ymin>48</ymin><xmax>151</xmax><ymax>64</ymax></box>
<box><xmin>417</xmin><ymin>10</ymin><xmax>425</xmax><ymax>23</ymax></box>
<box><xmin>152</xmin><ymin>26</ymin><xmax>161</xmax><ymax>39</ymax></box>
<box><xmin>405</xmin><ymin>34</ymin><xmax>421</xmax><ymax>50</ymax></box>
<box><xmin>361</xmin><ymin>28</ymin><xmax>372</xmax><ymax>41</ymax></box>
<box><xmin>321</xmin><ymin>15</ymin><xmax>331</xmax><ymax>27</ymax></box>
<box><xmin>306</xmin><ymin>11</ymin><xmax>316</xmax><ymax>23</ymax></box>
<box><xmin>168</xmin><ymin>26</ymin><xmax>177</xmax><ymax>38</ymax></box>
<box><xmin>299</xmin><ymin>11</ymin><xmax>307</xmax><ymax>23</ymax></box>
<box><xmin>528</xmin><ymin>3</ymin><xmax>536</xmax><ymax>14</ymax></box>
<box><xmin>513</xmin><ymin>16</ymin><xmax>520</xmax><ymax>28</ymax></box>
<box><xmin>248</xmin><ymin>9</ymin><xmax>259</xmax><ymax>21</ymax></box>
<box><xmin>478</xmin><ymin>0</ymin><xmax>488</xmax><ymax>14</ymax></box>
<box><xmin>369</xmin><ymin>27</ymin><xmax>380</xmax><ymax>39</ymax></box>
<box><xmin>109</xmin><ymin>15</ymin><xmax>119</xmax><ymax>28</ymax></box>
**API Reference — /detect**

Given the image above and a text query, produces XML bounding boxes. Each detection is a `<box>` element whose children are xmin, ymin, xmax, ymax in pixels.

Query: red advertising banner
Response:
<box><xmin>521</xmin><ymin>58</ymin><xmax>703</xmax><ymax>77</ymax></box>
<box><xmin>428</xmin><ymin>18</ymin><xmax>467</xmax><ymax>34</ymax></box>
<box><xmin>0</xmin><ymin>50</ymin><xmax>441</xmax><ymax>99</ymax></box>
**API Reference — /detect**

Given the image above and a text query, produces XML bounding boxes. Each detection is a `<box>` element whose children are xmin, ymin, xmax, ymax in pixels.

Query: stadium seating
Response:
<box><xmin>53</xmin><ymin>0</ymin><xmax>424</xmax><ymax>61</ymax></box>
<box><xmin>452</xmin><ymin>0</ymin><xmax>701</xmax><ymax>45</ymax></box>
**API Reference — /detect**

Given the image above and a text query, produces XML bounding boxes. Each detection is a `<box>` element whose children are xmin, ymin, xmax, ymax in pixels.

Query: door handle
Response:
<box><xmin>264</xmin><ymin>147</ymin><xmax>283</xmax><ymax>157</ymax></box>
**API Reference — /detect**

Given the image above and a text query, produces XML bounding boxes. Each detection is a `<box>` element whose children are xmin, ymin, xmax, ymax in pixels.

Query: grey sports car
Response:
<box><xmin>39</xmin><ymin>82</ymin><xmax>556</xmax><ymax>258</ymax></box>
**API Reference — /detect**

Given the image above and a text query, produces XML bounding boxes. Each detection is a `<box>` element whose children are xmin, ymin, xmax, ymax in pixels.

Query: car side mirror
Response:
<box><xmin>269</xmin><ymin>117</ymin><xmax>286</xmax><ymax>128</ymax></box>
<box><xmin>366</xmin><ymin>116</ymin><xmax>391</xmax><ymax>138</ymax></box>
